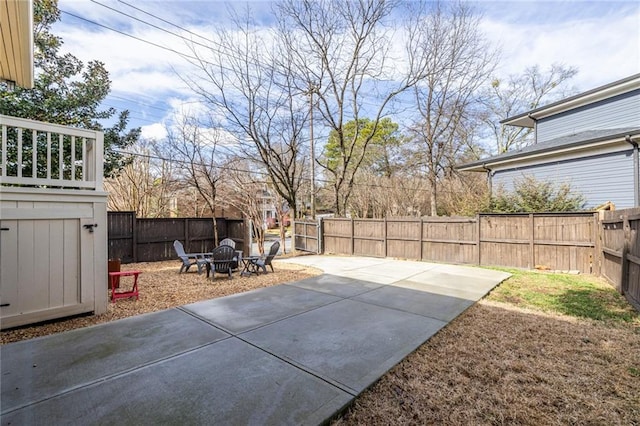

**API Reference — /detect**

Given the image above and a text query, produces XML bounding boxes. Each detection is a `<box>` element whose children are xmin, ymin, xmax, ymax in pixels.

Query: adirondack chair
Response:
<box><xmin>250</xmin><ymin>241</ymin><xmax>280</xmax><ymax>275</ymax></box>
<box><xmin>206</xmin><ymin>245</ymin><xmax>236</xmax><ymax>280</ymax></box>
<box><xmin>173</xmin><ymin>240</ymin><xmax>208</xmax><ymax>274</ymax></box>
<box><xmin>219</xmin><ymin>238</ymin><xmax>235</xmax><ymax>248</ymax></box>
<box><xmin>219</xmin><ymin>238</ymin><xmax>239</xmax><ymax>269</ymax></box>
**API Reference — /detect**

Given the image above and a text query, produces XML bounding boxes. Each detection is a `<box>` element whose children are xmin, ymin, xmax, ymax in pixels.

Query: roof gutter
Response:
<box><xmin>457</xmin><ymin>134</ymin><xmax>632</xmax><ymax>172</ymax></box>
<box><xmin>626</xmin><ymin>135</ymin><xmax>639</xmax><ymax>206</ymax></box>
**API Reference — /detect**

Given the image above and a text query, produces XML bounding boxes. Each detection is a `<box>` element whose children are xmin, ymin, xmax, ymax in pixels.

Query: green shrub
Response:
<box><xmin>488</xmin><ymin>175</ymin><xmax>585</xmax><ymax>213</ymax></box>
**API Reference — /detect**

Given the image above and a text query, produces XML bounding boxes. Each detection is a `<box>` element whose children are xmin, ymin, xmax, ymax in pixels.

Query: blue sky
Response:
<box><xmin>55</xmin><ymin>0</ymin><xmax>640</xmax><ymax>140</ymax></box>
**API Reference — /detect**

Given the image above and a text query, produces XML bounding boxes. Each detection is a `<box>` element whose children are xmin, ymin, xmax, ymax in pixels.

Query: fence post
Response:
<box><xmin>185</xmin><ymin>218</ymin><xmax>190</xmax><ymax>252</ymax></box>
<box><xmin>383</xmin><ymin>218</ymin><xmax>388</xmax><ymax>258</ymax></box>
<box><xmin>529</xmin><ymin>213</ymin><xmax>535</xmax><ymax>269</ymax></box>
<box><xmin>350</xmin><ymin>218</ymin><xmax>356</xmax><ymax>256</ymax></box>
<box><xmin>317</xmin><ymin>217</ymin><xmax>323</xmax><ymax>254</ymax></box>
<box><xmin>132</xmin><ymin>213</ymin><xmax>138</xmax><ymax>263</ymax></box>
<box><xmin>593</xmin><ymin>212</ymin><xmax>602</xmax><ymax>276</ymax></box>
<box><xmin>243</xmin><ymin>218</ymin><xmax>251</xmax><ymax>256</ymax></box>
<box><xmin>622</xmin><ymin>214</ymin><xmax>631</xmax><ymax>294</ymax></box>
<box><xmin>419</xmin><ymin>218</ymin><xmax>423</xmax><ymax>261</ymax></box>
<box><xmin>476</xmin><ymin>214</ymin><xmax>481</xmax><ymax>266</ymax></box>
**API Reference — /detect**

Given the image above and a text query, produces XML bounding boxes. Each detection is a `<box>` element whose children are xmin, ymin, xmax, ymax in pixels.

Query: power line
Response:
<box><xmin>102</xmin><ymin>103</ymin><xmax>166</xmax><ymax>121</ymax></box>
<box><xmin>87</xmin><ymin>0</ymin><xmax>275</xmax><ymax>74</ymax></box>
<box><xmin>60</xmin><ymin>9</ymin><xmax>204</xmax><ymax>64</ymax></box>
<box><xmin>108</xmin><ymin>148</ymin><xmax>444</xmax><ymax>194</ymax></box>
<box><xmin>106</xmin><ymin>94</ymin><xmax>172</xmax><ymax>113</ymax></box>
<box><xmin>89</xmin><ymin>0</ymin><xmax>213</xmax><ymax>52</ymax></box>
<box><xmin>61</xmin><ymin>6</ymin><xmax>416</xmax><ymax>115</ymax></box>
<box><xmin>117</xmin><ymin>0</ymin><xmax>215</xmax><ymax>44</ymax></box>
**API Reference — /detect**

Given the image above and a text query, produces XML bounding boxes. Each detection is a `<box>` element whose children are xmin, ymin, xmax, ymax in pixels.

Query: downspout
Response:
<box><xmin>528</xmin><ymin>113</ymin><xmax>538</xmax><ymax>144</ymax></box>
<box><xmin>482</xmin><ymin>163</ymin><xmax>493</xmax><ymax>194</ymax></box>
<box><xmin>625</xmin><ymin>135</ymin><xmax>639</xmax><ymax>206</ymax></box>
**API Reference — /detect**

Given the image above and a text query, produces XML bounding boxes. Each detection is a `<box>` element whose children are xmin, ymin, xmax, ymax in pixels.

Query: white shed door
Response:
<box><xmin>0</xmin><ymin>219</ymin><xmax>81</xmax><ymax>325</ymax></box>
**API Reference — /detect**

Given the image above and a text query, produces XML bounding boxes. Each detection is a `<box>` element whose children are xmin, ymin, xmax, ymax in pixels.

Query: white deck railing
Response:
<box><xmin>0</xmin><ymin>114</ymin><xmax>104</xmax><ymax>191</ymax></box>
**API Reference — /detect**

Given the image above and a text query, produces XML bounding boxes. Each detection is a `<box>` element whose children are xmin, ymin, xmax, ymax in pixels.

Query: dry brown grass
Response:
<box><xmin>0</xmin><ymin>259</ymin><xmax>321</xmax><ymax>344</ymax></box>
<box><xmin>334</xmin><ymin>300</ymin><xmax>640</xmax><ymax>425</ymax></box>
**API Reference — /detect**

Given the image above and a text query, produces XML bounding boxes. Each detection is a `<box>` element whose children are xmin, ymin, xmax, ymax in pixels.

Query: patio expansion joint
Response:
<box><xmin>176</xmin><ymin>290</ymin><xmax>347</xmax><ymax>336</ymax></box>
<box><xmin>0</xmin><ymin>337</ymin><xmax>234</xmax><ymax>417</ymax></box>
<box><xmin>233</xmin><ymin>331</ymin><xmax>360</xmax><ymax>397</ymax></box>
<box><xmin>176</xmin><ymin>299</ymin><xmax>360</xmax><ymax>396</ymax></box>
<box><xmin>344</xmin><ymin>284</ymin><xmax>465</xmax><ymax>325</ymax></box>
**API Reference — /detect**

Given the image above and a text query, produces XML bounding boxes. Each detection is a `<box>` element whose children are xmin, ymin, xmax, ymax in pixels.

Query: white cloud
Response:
<box><xmin>480</xmin><ymin>3</ymin><xmax>640</xmax><ymax>90</ymax></box>
<box><xmin>140</xmin><ymin>122</ymin><xmax>167</xmax><ymax>140</ymax></box>
<box><xmin>53</xmin><ymin>0</ymin><xmax>640</xmax><ymax>135</ymax></box>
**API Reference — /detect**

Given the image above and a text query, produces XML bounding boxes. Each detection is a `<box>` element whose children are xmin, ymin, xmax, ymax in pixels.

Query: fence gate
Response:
<box><xmin>294</xmin><ymin>220</ymin><xmax>321</xmax><ymax>254</ymax></box>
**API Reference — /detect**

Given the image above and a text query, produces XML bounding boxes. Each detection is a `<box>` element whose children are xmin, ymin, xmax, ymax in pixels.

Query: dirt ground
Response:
<box><xmin>2</xmin><ymin>260</ymin><xmax>639</xmax><ymax>424</ymax></box>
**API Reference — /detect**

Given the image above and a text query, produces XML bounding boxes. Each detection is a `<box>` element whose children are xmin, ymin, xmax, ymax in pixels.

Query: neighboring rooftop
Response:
<box><xmin>502</xmin><ymin>73</ymin><xmax>640</xmax><ymax>128</ymax></box>
<box><xmin>458</xmin><ymin>127</ymin><xmax>640</xmax><ymax>172</ymax></box>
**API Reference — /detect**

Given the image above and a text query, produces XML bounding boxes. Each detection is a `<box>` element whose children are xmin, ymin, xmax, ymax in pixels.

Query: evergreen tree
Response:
<box><xmin>0</xmin><ymin>0</ymin><xmax>139</xmax><ymax>177</ymax></box>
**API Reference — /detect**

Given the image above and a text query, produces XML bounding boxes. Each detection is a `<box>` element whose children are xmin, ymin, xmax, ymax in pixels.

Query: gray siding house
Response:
<box><xmin>459</xmin><ymin>74</ymin><xmax>640</xmax><ymax>209</ymax></box>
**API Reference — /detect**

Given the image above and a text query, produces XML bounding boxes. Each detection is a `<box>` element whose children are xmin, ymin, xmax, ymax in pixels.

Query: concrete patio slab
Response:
<box><xmin>2</xmin><ymin>255</ymin><xmax>511</xmax><ymax>425</ymax></box>
<box><xmin>353</xmin><ymin>285</ymin><xmax>476</xmax><ymax>322</ymax></box>
<box><xmin>1</xmin><ymin>309</ymin><xmax>228</xmax><ymax>413</ymax></box>
<box><xmin>240</xmin><ymin>298</ymin><xmax>446</xmax><ymax>394</ymax></box>
<box><xmin>408</xmin><ymin>270</ymin><xmax>507</xmax><ymax>295</ymax></box>
<box><xmin>288</xmin><ymin>274</ymin><xmax>383</xmax><ymax>298</ymax></box>
<box><xmin>392</xmin><ymin>279</ymin><xmax>487</xmax><ymax>301</ymax></box>
<box><xmin>2</xmin><ymin>338</ymin><xmax>352</xmax><ymax>426</ymax></box>
<box><xmin>181</xmin><ymin>284</ymin><xmax>341</xmax><ymax>334</ymax></box>
<box><xmin>433</xmin><ymin>264</ymin><xmax>512</xmax><ymax>280</ymax></box>
<box><xmin>280</xmin><ymin>255</ymin><xmax>396</xmax><ymax>273</ymax></box>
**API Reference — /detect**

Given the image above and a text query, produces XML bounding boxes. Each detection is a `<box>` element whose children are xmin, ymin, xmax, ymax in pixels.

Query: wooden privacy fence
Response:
<box><xmin>601</xmin><ymin>208</ymin><xmax>640</xmax><ymax>310</ymax></box>
<box><xmin>108</xmin><ymin>211</ymin><xmax>247</xmax><ymax>263</ymax></box>
<box><xmin>318</xmin><ymin>213</ymin><xmax>599</xmax><ymax>274</ymax></box>
<box><xmin>294</xmin><ymin>211</ymin><xmax>640</xmax><ymax>310</ymax></box>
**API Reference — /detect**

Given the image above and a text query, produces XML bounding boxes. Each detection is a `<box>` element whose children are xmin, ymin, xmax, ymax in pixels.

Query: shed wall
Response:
<box><xmin>0</xmin><ymin>188</ymin><xmax>107</xmax><ymax>329</ymax></box>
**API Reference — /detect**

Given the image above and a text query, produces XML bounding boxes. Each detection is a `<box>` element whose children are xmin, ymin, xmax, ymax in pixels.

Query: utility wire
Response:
<box><xmin>61</xmin><ymin>6</ymin><xmax>419</xmax><ymax>115</ymax></box>
<box><xmin>107</xmin><ymin>94</ymin><xmax>173</xmax><ymax>113</ymax></box>
<box><xmin>108</xmin><ymin>148</ymin><xmax>444</xmax><ymax>194</ymax></box>
<box><xmin>117</xmin><ymin>0</ymin><xmax>218</xmax><ymax>45</ymax></box>
<box><xmin>90</xmin><ymin>0</ymin><xmax>213</xmax><ymax>52</ymax></box>
<box><xmin>60</xmin><ymin>10</ymin><xmax>205</xmax><ymax>64</ymax></box>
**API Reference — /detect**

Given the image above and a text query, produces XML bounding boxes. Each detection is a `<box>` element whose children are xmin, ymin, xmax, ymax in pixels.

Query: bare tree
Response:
<box><xmin>272</xmin><ymin>190</ymin><xmax>289</xmax><ymax>254</ymax></box>
<box><xmin>437</xmin><ymin>172</ymin><xmax>489</xmax><ymax>216</ymax></box>
<box><xmin>184</xmin><ymin>7</ymin><xmax>307</xmax><ymax>220</ymax></box>
<box><xmin>156</xmin><ymin>115</ymin><xmax>227</xmax><ymax>244</ymax></box>
<box><xmin>223</xmin><ymin>162</ymin><xmax>268</xmax><ymax>255</ymax></box>
<box><xmin>482</xmin><ymin>64</ymin><xmax>578</xmax><ymax>154</ymax></box>
<box><xmin>347</xmin><ymin>171</ymin><xmax>430</xmax><ymax>218</ymax></box>
<box><xmin>408</xmin><ymin>0</ymin><xmax>497</xmax><ymax>216</ymax></box>
<box><xmin>276</xmin><ymin>0</ymin><xmax>427</xmax><ymax>216</ymax></box>
<box><xmin>105</xmin><ymin>141</ymin><xmax>177</xmax><ymax>217</ymax></box>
